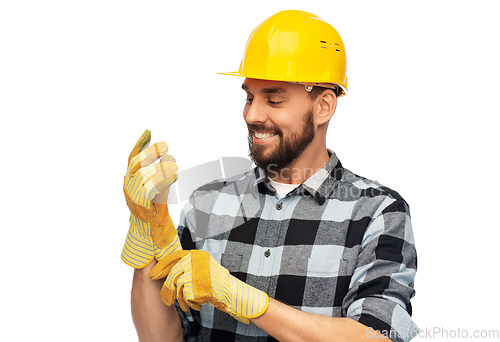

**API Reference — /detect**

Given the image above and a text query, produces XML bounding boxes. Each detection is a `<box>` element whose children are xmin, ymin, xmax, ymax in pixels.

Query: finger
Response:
<box><xmin>127</xmin><ymin>161</ymin><xmax>176</xmax><ymax>206</ymax></box>
<box><xmin>149</xmin><ymin>250</ymin><xmax>189</xmax><ymax>280</ymax></box>
<box><xmin>183</xmin><ymin>282</ymin><xmax>203</xmax><ymax>310</ymax></box>
<box><xmin>152</xmin><ymin>161</ymin><xmax>176</xmax><ymax>203</ymax></box>
<box><xmin>142</xmin><ymin>162</ymin><xmax>178</xmax><ymax>202</ymax></box>
<box><xmin>124</xmin><ymin>163</ymin><xmax>157</xmax><ymax>207</ymax></box>
<box><xmin>129</xmin><ymin>142</ymin><xmax>169</xmax><ymax>175</ymax></box>
<box><xmin>128</xmin><ymin>130</ymin><xmax>151</xmax><ymax>167</ymax></box>
<box><xmin>187</xmin><ymin>299</ymin><xmax>202</xmax><ymax>311</ymax></box>
<box><xmin>176</xmin><ymin>270</ymin><xmax>203</xmax><ymax>311</ymax></box>
<box><xmin>152</xmin><ymin>191</ymin><xmax>169</xmax><ymax>205</ymax></box>
<box><xmin>160</xmin><ymin>282</ymin><xmax>177</xmax><ymax>306</ymax></box>
<box><xmin>163</xmin><ymin>257</ymin><xmax>191</xmax><ymax>302</ymax></box>
<box><xmin>148</xmin><ymin>162</ymin><xmax>178</xmax><ymax>194</ymax></box>
<box><xmin>144</xmin><ymin>161</ymin><xmax>178</xmax><ymax>184</ymax></box>
<box><xmin>177</xmin><ymin>284</ymin><xmax>193</xmax><ymax>312</ymax></box>
<box><xmin>161</xmin><ymin>154</ymin><xmax>176</xmax><ymax>163</ymax></box>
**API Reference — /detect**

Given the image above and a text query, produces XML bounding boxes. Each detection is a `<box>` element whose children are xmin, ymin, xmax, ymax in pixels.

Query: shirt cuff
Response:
<box><xmin>347</xmin><ymin>297</ymin><xmax>420</xmax><ymax>342</ymax></box>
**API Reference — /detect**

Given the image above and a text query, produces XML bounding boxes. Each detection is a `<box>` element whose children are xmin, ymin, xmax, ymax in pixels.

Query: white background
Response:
<box><xmin>1</xmin><ymin>0</ymin><xmax>499</xmax><ymax>341</ymax></box>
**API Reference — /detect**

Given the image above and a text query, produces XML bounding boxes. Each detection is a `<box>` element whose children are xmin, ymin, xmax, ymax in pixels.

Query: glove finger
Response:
<box><xmin>149</xmin><ymin>250</ymin><xmax>189</xmax><ymax>280</ymax></box>
<box><xmin>179</xmin><ymin>276</ymin><xmax>202</xmax><ymax>311</ymax></box>
<box><xmin>160</xmin><ymin>281</ymin><xmax>177</xmax><ymax>306</ymax></box>
<box><xmin>124</xmin><ymin>163</ymin><xmax>157</xmax><ymax>207</ymax></box>
<box><xmin>128</xmin><ymin>130</ymin><xmax>151</xmax><ymax>167</ymax></box>
<box><xmin>161</xmin><ymin>154</ymin><xmax>176</xmax><ymax>163</ymax></box>
<box><xmin>152</xmin><ymin>190</ymin><xmax>169</xmax><ymax>205</ymax></box>
<box><xmin>186</xmin><ymin>299</ymin><xmax>202</xmax><ymax>311</ymax></box>
<box><xmin>144</xmin><ymin>162</ymin><xmax>178</xmax><ymax>199</ymax></box>
<box><xmin>131</xmin><ymin>164</ymin><xmax>175</xmax><ymax>204</ymax></box>
<box><xmin>165</xmin><ymin>254</ymin><xmax>192</xmax><ymax>287</ymax></box>
<box><xmin>147</xmin><ymin>162</ymin><xmax>179</xmax><ymax>197</ymax></box>
<box><xmin>190</xmin><ymin>250</ymin><xmax>213</xmax><ymax>302</ymax></box>
<box><xmin>176</xmin><ymin>284</ymin><xmax>195</xmax><ymax>312</ymax></box>
<box><xmin>158</xmin><ymin>254</ymin><xmax>191</xmax><ymax>306</ymax></box>
<box><xmin>129</xmin><ymin>142</ymin><xmax>169</xmax><ymax>176</ymax></box>
<box><xmin>175</xmin><ymin>266</ymin><xmax>203</xmax><ymax>312</ymax></box>
<box><xmin>143</xmin><ymin>161</ymin><xmax>178</xmax><ymax>184</ymax></box>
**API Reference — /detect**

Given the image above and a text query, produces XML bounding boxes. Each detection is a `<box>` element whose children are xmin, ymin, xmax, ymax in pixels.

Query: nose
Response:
<box><xmin>244</xmin><ymin>97</ymin><xmax>268</xmax><ymax>125</ymax></box>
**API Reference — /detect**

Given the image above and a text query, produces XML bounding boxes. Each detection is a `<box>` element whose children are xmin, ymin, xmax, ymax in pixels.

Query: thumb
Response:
<box><xmin>128</xmin><ymin>129</ymin><xmax>151</xmax><ymax>167</ymax></box>
<box><xmin>149</xmin><ymin>250</ymin><xmax>189</xmax><ymax>280</ymax></box>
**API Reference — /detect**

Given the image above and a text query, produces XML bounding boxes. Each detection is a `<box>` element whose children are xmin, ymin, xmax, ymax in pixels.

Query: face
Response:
<box><xmin>242</xmin><ymin>78</ymin><xmax>316</xmax><ymax>171</ymax></box>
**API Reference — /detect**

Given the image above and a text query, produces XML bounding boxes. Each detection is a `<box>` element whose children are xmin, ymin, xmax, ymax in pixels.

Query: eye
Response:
<box><xmin>245</xmin><ymin>97</ymin><xmax>254</xmax><ymax>104</ymax></box>
<box><xmin>267</xmin><ymin>99</ymin><xmax>283</xmax><ymax>105</ymax></box>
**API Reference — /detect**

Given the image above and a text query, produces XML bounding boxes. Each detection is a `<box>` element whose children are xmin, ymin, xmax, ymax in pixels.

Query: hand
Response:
<box><xmin>121</xmin><ymin>130</ymin><xmax>182</xmax><ymax>269</ymax></box>
<box><xmin>150</xmin><ymin>250</ymin><xmax>269</xmax><ymax>324</ymax></box>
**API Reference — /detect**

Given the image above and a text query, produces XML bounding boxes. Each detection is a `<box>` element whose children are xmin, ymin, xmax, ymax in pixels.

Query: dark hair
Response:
<box><xmin>307</xmin><ymin>85</ymin><xmax>341</xmax><ymax>100</ymax></box>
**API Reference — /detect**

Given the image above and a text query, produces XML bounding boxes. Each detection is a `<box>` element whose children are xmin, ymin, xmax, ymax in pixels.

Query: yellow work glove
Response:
<box><xmin>121</xmin><ymin>130</ymin><xmax>182</xmax><ymax>269</ymax></box>
<box><xmin>150</xmin><ymin>250</ymin><xmax>269</xmax><ymax>324</ymax></box>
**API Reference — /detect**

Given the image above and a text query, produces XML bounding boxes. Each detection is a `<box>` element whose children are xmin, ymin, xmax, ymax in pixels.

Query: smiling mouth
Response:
<box><xmin>254</xmin><ymin>132</ymin><xmax>277</xmax><ymax>139</ymax></box>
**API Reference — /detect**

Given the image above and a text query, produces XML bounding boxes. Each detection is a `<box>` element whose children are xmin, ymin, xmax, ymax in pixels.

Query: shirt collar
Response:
<box><xmin>253</xmin><ymin>150</ymin><xmax>343</xmax><ymax>205</ymax></box>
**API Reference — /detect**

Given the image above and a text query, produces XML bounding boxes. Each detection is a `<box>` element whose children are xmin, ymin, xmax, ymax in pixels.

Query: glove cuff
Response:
<box><xmin>227</xmin><ymin>275</ymin><xmax>269</xmax><ymax>322</ymax></box>
<box><xmin>154</xmin><ymin>235</ymin><xmax>182</xmax><ymax>260</ymax></box>
<box><xmin>123</xmin><ymin>184</ymin><xmax>179</xmax><ymax>249</ymax></box>
<box><xmin>121</xmin><ymin>226</ymin><xmax>154</xmax><ymax>269</ymax></box>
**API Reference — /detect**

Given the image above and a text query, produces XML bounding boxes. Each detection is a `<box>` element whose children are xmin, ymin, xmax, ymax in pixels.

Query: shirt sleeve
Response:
<box><xmin>343</xmin><ymin>196</ymin><xmax>419</xmax><ymax>342</ymax></box>
<box><xmin>178</xmin><ymin>199</ymin><xmax>197</xmax><ymax>250</ymax></box>
<box><xmin>174</xmin><ymin>302</ymin><xmax>201</xmax><ymax>342</ymax></box>
<box><xmin>174</xmin><ymin>201</ymin><xmax>201</xmax><ymax>341</ymax></box>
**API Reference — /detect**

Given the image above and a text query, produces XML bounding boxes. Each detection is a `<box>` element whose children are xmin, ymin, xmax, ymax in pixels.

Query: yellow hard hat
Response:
<box><xmin>219</xmin><ymin>10</ymin><xmax>348</xmax><ymax>96</ymax></box>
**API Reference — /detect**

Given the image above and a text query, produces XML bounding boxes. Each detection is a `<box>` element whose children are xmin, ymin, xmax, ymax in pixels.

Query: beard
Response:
<box><xmin>247</xmin><ymin>109</ymin><xmax>315</xmax><ymax>171</ymax></box>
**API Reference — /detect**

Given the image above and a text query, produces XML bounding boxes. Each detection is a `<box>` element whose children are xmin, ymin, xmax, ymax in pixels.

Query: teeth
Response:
<box><xmin>255</xmin><ymin>132</ymin><xmax>276</xmax><ymax>139</ymax></box>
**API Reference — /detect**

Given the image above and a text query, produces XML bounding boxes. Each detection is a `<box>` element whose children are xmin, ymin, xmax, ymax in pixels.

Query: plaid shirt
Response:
<box><xmin>176</xmin><ymin>151</ymin><xmax>419</xmax><ymax>342</ymax></box>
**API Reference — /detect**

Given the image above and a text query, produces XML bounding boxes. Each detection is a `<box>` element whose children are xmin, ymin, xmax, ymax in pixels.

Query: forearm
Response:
<box><xmin>250</xmin><ymin>298</ymin><xmax>389</xmax><ymax>342</ymax></box>
<box><xmin>131</xmin><ymin>260</ymin><xmax>183</xmax><ymax>342</ymax></box>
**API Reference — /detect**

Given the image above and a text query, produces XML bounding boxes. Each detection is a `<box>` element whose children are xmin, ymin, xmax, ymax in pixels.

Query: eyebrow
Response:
<box><xmin>241</xmin><ymin>84</ymin><xmax>287</xmax><ymax>94</ymax></box>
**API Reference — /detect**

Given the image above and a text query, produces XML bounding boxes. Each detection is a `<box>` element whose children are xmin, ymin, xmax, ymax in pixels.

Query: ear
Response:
<box><xmin>314</xmin><ymin>89</ymin><xmax>337</xmax><ymax>126</ymax></box>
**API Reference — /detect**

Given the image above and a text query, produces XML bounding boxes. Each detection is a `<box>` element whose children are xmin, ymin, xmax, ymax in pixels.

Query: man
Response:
<box><xmin>121</xmin><ymin>10</ymin><xmax>418</xmax><ymax>342</ymax></box>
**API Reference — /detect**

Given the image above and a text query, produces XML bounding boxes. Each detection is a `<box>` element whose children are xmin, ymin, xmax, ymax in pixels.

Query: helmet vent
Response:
<box><xmin>320</xmin><ymin>40</ymin><xmax>330</xmax><ymax>50</ymax></box>
<box><xmin>320</xmin><ymin>41</ymin><xmax>340</xmax><ymax>51</ymax></box>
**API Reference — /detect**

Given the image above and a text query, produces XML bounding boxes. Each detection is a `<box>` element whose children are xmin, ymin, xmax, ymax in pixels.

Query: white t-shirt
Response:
<box><xmin>269</xmin><ymin>178</ymin><xmax>300</xmax><ymax>199</ymax></box>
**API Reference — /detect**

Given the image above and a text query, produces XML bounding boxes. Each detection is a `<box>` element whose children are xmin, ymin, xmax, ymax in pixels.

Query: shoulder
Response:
<box><xmin>192</xmin><ymin>167</ymin><xmax>258</xmax><ymax>196</ymax></box>
<box><xmin>329</xmin><ymin>167</ymin><xmax>410</xmax><ymax>222</ymax></box>
<box><xmin>338</xmin><ymin>168</ymin><xmax>406</xmax><ymax>202</ymax></box>
<box><xmin>186</xmin><ymin>168</ymin><xmax>259</xmax><ymax>210</ymax></box>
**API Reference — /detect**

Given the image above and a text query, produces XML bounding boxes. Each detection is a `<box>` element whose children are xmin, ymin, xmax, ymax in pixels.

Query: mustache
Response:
<box><xmin>247</xmin><ymin>123</ymin><xmax>282</xmax><ymax>136</ymax></box>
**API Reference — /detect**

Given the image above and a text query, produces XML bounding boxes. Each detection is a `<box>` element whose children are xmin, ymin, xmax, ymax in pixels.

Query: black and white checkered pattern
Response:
<box><xmin>178</xmin><ymin>151</ymin><xmax>419</xmax><ymax>342</ymax></box>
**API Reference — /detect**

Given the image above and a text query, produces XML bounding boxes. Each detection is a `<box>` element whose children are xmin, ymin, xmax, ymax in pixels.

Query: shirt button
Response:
<box><xmin>276</xmin><ymin>203</ymin><xmax>283</xmax><ymax>210</ymax></box>
<box><xmin>264</xmin><ymin>249</ymin><xmax>271</xmax><ymax>257</ymax></box>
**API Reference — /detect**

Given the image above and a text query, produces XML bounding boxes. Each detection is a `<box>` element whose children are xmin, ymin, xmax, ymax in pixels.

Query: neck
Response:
<box><xmin>267</xmin><ymin>142</ymin><xmax>330</xmax><ymax>184</ymax></box>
